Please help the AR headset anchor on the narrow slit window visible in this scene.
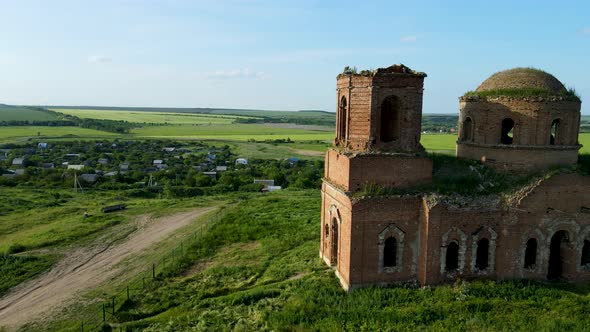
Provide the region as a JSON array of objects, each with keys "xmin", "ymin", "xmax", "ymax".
[
  {"xmin": 338, "ymin": 96, "xmax": 348, "ymax": 141},
  {"xmin": 383, "ymin": 237, "xmax": 397, "ymax": 267},
  {"xmin": 475, "ymin": 238, "xmax": 489, "ymax": 270},
  {"xmin": 550, "ymin": 119, "xmax": 560, "ymax": 145},
  {"xmin": 462, "ymin": 117, "xmax": 473, "ymax": 142},
  {"xmin": 445, "ymin": 241, "xmax": 459, "ymax": 271},
  {"xmin": 581, "ymin": 240, "xmax": 590, "ymax": 267},
  {"xmin": 524, "ymin": 238, "xmax": 537, "ymax": 269}
]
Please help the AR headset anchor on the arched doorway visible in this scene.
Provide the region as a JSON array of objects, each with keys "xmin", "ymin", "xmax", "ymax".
[
  {"xmin": 547, "ymin": 230, "xmax": 569, "ymax": 280},
  {"xmin": 331, "ymin": 218, "xmax": 339, "ymax": 266},
  {"xmin": 380, "ymin": 95, "xmax": 400, "ymax": 143}
]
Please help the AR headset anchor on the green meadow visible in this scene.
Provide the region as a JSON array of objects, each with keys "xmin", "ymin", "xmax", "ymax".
[{"xmin": 32, "ymin": 189, "xmax": 590, "ymax": 332}]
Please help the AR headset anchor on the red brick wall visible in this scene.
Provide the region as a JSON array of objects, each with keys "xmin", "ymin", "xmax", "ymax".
[
  {"xmin": 456, "ymin": 142, "xmax": 579, "ymax": 171},
  {"xmin": 335, "ymin": 73, "xmax": 425, "ymax": 152},
  {"xmin": 324, "ymin": 149, "xmax": 433, "ymax": 192}
]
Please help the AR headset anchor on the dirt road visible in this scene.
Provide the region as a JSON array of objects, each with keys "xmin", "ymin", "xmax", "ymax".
[{"xmin": 0, "ymin": 207, "xmax": 216, "ymax": 331}]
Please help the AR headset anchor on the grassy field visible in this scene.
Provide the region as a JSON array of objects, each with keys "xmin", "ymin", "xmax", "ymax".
[
  {"xmin": 0, "ymin": 105, "xmax": 57, "ymax": 121},
  {"xmin": 0, "ymin": 126, "xmax": 117, "ymax": 143},
  {"xmin": 131, "ymin": 124, "xmax": 334, "ymax": 141},
  {"xmin": 30, "ymin": 189, "xmax": 590, "ymax": 331},
  {"xmin": 50, "ymin": 109, "xmax": 253, "ymax": 125}
]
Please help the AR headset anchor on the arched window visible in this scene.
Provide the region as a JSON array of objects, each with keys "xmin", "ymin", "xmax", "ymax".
[
  {"xmin": 462, "ymin": 117, "xmax": 473, "ymax": 142},
  {"xmin": 550, "ymin": 119, "xmax": 560, "ymax": 145},
  {"xmin": 501, "ymin": 118, "xmax": 514, "ymax": 144},
  {"xmin": 383, "ymin": 237, "xmax": 397, "ymax": 267},
  {"xmin": 581, "ymin": 240, "xmax": 590, "ymax": 267},
  {"xmin": 524, "ymin": 238, "xmax": 537, "ymax": 269},
  {"xmin": 338, "ymin": 96, "xmax": 348, "ymax": 141},
  {"xmin": 445, "ymin": 241, "xmax": 459, "ymax": 271},
  {"xmin": 331, "ymin": 218, "xmax": 339, "ymax": 265},
  {"xmin": 475, "ymin": 238, "xmax": 489, "ymax": 270},
  {"xmin": 324, "ymin": 223, "xmax": 329, "ymax": 238},
  {"xmin": 380, "ymin": 96, "xmax": 400, "ymax": 143}
]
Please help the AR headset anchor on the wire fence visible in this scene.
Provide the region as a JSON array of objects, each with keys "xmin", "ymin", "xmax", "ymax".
[{"xmin": 78, "ymin": 207, "xmax": 227, "ymax": 332}]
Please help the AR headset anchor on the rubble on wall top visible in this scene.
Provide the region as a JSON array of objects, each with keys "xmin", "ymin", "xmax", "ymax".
[{"xmin": 338, "ymin": 63, "xmax": 426, "ymax": 78}]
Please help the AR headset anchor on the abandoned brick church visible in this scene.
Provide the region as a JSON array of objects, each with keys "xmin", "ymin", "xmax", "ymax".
[{"xmin": 320, "ymin": 65, "xmax": 590, "ymax": 290}]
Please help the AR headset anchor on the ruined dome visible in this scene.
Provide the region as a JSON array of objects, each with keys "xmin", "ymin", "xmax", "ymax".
[{"xmin": 476, "ymin": 68, "xmax": 566, "ymax": 93}]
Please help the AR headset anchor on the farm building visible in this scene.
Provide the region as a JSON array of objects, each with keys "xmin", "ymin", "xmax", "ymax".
[
  {"xmin": 320, "ymin": 65, "xmax": 589, "ymax": 290},
  {"xmin": 235, "ymin": 158, "xmax": 248, "ymax": 165}
]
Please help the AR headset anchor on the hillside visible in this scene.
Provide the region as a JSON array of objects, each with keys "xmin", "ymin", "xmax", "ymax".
[{"xmin": 0, "ymin": 105, "xmax": 58, "ymax": 122}]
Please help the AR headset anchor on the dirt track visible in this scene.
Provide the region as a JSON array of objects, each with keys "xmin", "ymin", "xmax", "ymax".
[{"xmin": 0, "ymin": 207, "xmax": 215, "ymax": 331}]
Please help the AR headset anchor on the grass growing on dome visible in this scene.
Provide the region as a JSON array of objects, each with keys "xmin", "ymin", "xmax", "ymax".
[{"xmin": 463, "ymin": 87, "xmax": 581, "ymax": 102}]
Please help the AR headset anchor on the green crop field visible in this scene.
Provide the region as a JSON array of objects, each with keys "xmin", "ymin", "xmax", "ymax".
[
  {"xmin": 0, "ymin": 126, "xmax": 117, "ymax": 143},
  {"xmin": 0, "ymin": 105, "xmax": 57, "ymax": 122},
  {"xmin": 50, "ymin": 108, "xmax": 253, "ymax": 125}
]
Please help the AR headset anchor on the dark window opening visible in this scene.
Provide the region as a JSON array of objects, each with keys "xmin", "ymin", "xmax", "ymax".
[
  {"xmin": 581, "ymin": 240, "xmax": 590, "ymax": 267},
  {"xmin": 501, "ymin": 118, "xmax": 514, "ymax": 144},
  {"xmin": 324, "ymin": 223, "xmax": 329, "ymax": 238},
  {"xmin": 445, "ymin": 241, "xmax": 459, "ymax": 271},
  {"xmin": 550, "ymin": 119, "xmax": 560, "ymax": 145},
  {"xmin": 331, "ymin": 218, "xmax": 339, "ymax": 265},
  {"xmin": 462, "ymin": 117, "xmax": 473, "ymax": 142},
  {"xmin": 380, "ymin": 96, "xmax": 400, "ymax": 143},
  {"xmin": 524, "ymin": 238, "xmax": 537, "ymax": 269},
  {"xmin": 475, "ymin": 238, "xmax": 489, "ymax": 270},
  {"xmin": 547, "ymin": 230, "xmax": 568, "ymax": 280},
  {"xmin": 383, "ymin": 237, "xmax": 397, "ymax": 267},
  {"xmin": 338, "ymin": 96, "xmax": 348, "ymax": 141}
]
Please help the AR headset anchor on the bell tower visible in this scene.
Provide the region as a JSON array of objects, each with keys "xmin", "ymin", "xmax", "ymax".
[{"xmin": 320, "ymin": 64, "xmax": 433, "ymax": 290}]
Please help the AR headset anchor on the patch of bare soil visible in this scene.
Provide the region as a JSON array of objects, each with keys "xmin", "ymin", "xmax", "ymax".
[{"xmin": 0, "ymin": 207, "xmax": 215, "ymax": 331}]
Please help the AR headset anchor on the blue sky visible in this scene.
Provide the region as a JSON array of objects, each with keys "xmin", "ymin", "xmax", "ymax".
[{"xmin": 0, "ymin": 0, "xmax": 589, "ymax": 114}]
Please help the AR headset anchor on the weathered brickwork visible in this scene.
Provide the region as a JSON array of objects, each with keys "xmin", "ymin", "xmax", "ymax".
[
  {"xmin": 321, "ymin": 65, "xmax": 590, "ymax": 290},
  {"xmin": 456, "ymin": 69, "xmax": 582, "ymax": 170}
]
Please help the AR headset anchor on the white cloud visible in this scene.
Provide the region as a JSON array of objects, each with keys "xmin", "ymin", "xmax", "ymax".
[
  {"xmin": 205, "ymin": 68, "xmax": 264, "ymax": 79},
  {"xmin": 88, "ymin": 55, "xmax": 113, "ymax": 63},
  {"xmin": 582, "ymin": 28, "xmax": 590, "ymax": 35},
  {"xmin": 400, "ymin": 35, "xmax": 417, "ymax": 43}
]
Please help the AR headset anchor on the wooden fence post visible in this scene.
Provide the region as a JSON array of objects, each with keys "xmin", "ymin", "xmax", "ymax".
[{"xmin": 102, "ymin": 303, "xmax": 106, "ymax": 322}]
